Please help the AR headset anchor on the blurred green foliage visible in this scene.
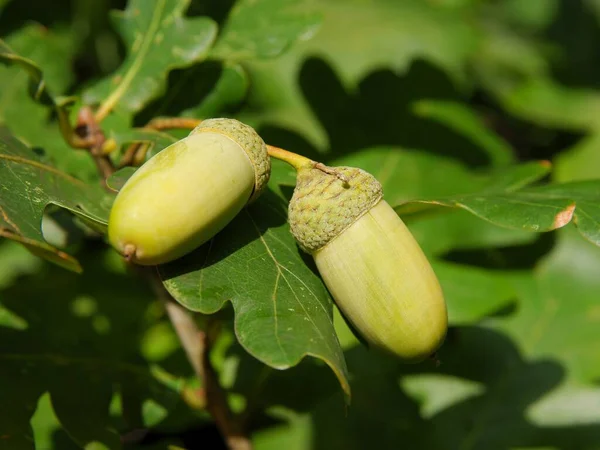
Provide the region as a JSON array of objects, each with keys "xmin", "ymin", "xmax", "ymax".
[{"xmin": 1, "ymin": 0, "xmax": 600, "ymax": 449}]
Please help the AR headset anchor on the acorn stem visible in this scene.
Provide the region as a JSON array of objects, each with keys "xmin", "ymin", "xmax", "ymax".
[
  {"xmin": 119, "ymin": 118, "xmax": 204, "ymax": 168},
  {"xmin": 147, "ymin": 117, "xmax": 203, "ymax": 130},
  {"xmin": 267, "ymin": 145, "xmax": 314, "ymax": 170}
]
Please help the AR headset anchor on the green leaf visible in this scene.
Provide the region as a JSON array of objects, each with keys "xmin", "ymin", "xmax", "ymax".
[
  {"xmin": 481, "ymin": 161, "xmax": 553, "ymax": 191},
  {"xmin": 30, "ymin": 393, "xmax": 75, "ymax": 450},
  {"xmin": 253, "ymin": 409, "xmax": 312, "ymax": 450},
  {"xmin": 485, "ymin": 103, "xmax": 600, "ymax": 386},
  {"xmin": 433, "ymin": 261, "xmax": 516, "ymax": 324},
  {"xmin": 332, "ymin": 147, "xmax": 484, "ymax": 207},
  {"xmin": 403, "ymin": 327, "xmax": 600, "ymax": 449},
  {"xmin": 0, "ymin": 240, "xmax": 41, "ymax": 290},
  {"xmin": 0, "ymin": 29, "xmax": 71, "ymax": 114},
  {"xmin": 158, "ymin": 191, "xmax": 350, "ymax": 400},
  {"xmin": 472, "ymin": 17, "xmax": 549, "ymax": 94},
  {"xmin": 268, "ymin": 159, "xmax": 297, "ymax": 199},
  {"xmin": 226, "ymin": 334, "xmax": 344, "ymax": 416},
  {"xmin": 135, "ymin": 61, "xmax": 249, "ymax": 123},
  {"xmin": 238, "ymin": 0, "xmax": 479, "ymax": 151},
  {"xmin": 106, "ymin": 167, "xmax": 137, "ymax": 192},
  {"xmin": 527, "ymin": 382, "xmax": 600, "ymax": 426},
  {"xmin": 0, "ymin": 250, "xmax": 191, "ymax": 449},
  {"xmin": 0, "ymin": 25, "xmax": 97, "ymax": 182},
  {"xmin": 308, "ymin": 0, "xmax": 476, "ymax": 84},
  {"xmin": 0, "ymin": 128, "xmax": 112, "ymax": 272},
  {"xmin": 253, "ymin": 327, "xmax": 600, "ymax": 450},
  {"xmin": 402, "ymin": 189, "xmax": 570, "ymax": 232},
  {"xmin": 83, "ymin": 0, "xmax": 217, "ymax": 117},
  {"xmin": 406, "ymin": 210, "xmax": 537, "ymax": 257},
  {"xmin": 555, "ymin": 132, "xmax": 600, "ymax": 183},
  {"xmin": 212, "ymin": 0, "xmax": 321, "ymax": 60},
  {"xmin": 496, "ymin": 229, "xmax": 600, "ymax": 383},
  {"xmin": 335, "ymin": 149, "xmax": 549, "ymax": 206},
  {"xmin": 501, "ymin": 77, "xmax": 600, "ymax": 131},
  {"xmin": 497, "ymin": 0, "xmax": 559, "ymax": 31},
  {"xmin": 396, "ymin": 179, "xmax": 600, "ymax": 246},
  {"xmin": 530, "ymin": 181, "xmax": 600, "ymax": 245}
]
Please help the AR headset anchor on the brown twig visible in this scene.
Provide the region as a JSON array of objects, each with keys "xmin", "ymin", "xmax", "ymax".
[
  {"xmin": 147, "ymin": 271, "xmax": 253, "ymax": 450},
  {"xmin": 74, "ymin": 106, "xmax": 115, "ymax": 179},
  {"xmin": 119, "ymin": 117, "xmax": 203, "ymax": 168},
  {"xmin": 119, "ymin": 141, "xmax": 146, "ymax": 168}
]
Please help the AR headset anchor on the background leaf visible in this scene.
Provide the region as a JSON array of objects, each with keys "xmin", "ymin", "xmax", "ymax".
[
  {"xmin": 106, "ymin": 167, "xmax": 137, "ymax": 193},
  {"xmin": 0, "ymin": 128, "xmax": 111, "ymax": 271},
  {"xmin": 495, "ymin": 229, "xmax": 600, "ymax": 383},
  {"xmin": 236, "ymin": 0, "xmax": 479, "ymax": 150},
  {"xmin": 83, "ymin": 0, "xmax": 217, "ymax": 117},
  {"xmin": 0, "ymin": 29, "xmax": 70, "ymax": 114},
  {"xmin": 0, "ymin": 24, "xmax": 98, "ymax": 182},
  {"xmin": 395, "ymin": 179, "xmax": 600, "ymax": 245},
  {"xmin": 501, "ymin": 78, "xmax": 600, "ymax": 131},
  {"xmin": 211, "ymin": 0, "xmax": 321, "ymax": 60},
  {"xmin": 0, "ymin": 248, "xmax": 196, "ymax": 449},
  {"xmin": 134, "ymin": 61, "xmax": 250, "ymax": 125},
  {"xmin": 3, "ymin": 0, "xmax": 600, "ymax": 447}
]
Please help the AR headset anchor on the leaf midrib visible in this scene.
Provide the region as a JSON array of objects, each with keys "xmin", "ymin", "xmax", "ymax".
[
  {"xmin": 246, "ymin": 210, "xmax": 336, "ymax": 363},
  {"xmin": 0, "ymin": 153, "xmax": 84, "ymax": 185},
  {"xmin": 95, "ymin": 0, "xmax": 167, "ymax": 117}
]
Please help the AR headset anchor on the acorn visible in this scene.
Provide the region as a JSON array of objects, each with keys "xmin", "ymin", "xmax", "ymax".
[
  {"xmin": 288, "ymin": 162, "xmax": 447, "ymax": 362},
  {"xmin": 108, "ymin": 118, "xmax": 270, "ymax": 265}
]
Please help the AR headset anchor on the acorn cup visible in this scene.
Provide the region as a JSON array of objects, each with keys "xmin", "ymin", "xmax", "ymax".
[
  {"xmin": 108, "ymin": 118, "xmax": 270, "ymax": 265},
  {"xmin": 288, "ymin": 163, "xmax": 447, "ymax": 362}
]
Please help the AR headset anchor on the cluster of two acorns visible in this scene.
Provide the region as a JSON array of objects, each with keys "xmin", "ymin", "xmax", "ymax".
[{"xmin": 109, "ymin": 119, "xmax": 447, "ymax": 362}]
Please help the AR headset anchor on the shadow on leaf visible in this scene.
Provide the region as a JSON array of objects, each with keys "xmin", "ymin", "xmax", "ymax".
[
  {"xmin": 0, "ymin": 244, "xmax": 198, "ymax": 448},
  {"xmin": 230, "ymin": 325, "xmax": 600, "ymax": 450},
  {"xmin": 258, "ymin": 57, "xmax": 496, "ymax": 168}
]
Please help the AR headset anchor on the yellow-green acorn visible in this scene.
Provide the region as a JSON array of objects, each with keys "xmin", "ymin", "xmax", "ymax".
[
  {"xmin": 108, "ymin": 118, "xmax": 270, "ymax": 265},
  {"xmin": 288, "ymin": 164, "xmax": 447, "ymax": 362}
]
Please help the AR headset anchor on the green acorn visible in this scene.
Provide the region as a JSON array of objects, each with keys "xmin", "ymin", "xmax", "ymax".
[
  {"xmin": 108, "ymin": 118, "xmax": 270, "ymax": 265},
  {"xmin": 288, "ymin": 163, "xmax": 447, "ymax": 362}
]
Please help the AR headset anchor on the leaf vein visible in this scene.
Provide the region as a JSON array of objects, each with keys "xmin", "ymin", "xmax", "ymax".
[
  {"xmin": 95, "ymin": 0, "xmax": 167, "ymax": 119},
  {"xmin": 0, "ymin": 153, "xmax": 84, "ymax": 185},
  {"xmin": 271, "ymin": 269, "xmax": 288, "ymax": 359},
  {"xmin": 246, "ymin": 210, "xmax": 333, "ymax": 360}
]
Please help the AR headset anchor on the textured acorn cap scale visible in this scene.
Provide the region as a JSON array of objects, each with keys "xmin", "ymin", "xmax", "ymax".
[
  {"xmin": 108, "ymin": 119, "xmax": 269, "ymax": 265},
  {"xmin": 288, "ymin": 163, "xmax": 447, "ymax": 362}
]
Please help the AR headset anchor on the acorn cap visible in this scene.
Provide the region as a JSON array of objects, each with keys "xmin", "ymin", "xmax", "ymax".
[
  {"xmin": 288, "ymin": 164, "xmax": 383, "ymax": 253},
  {"xmin": 191, "ymin": 118, "xmax": 270, "ymax": 202}
]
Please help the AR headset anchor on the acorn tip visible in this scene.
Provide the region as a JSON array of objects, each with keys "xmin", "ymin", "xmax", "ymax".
[{"xmin": 123, "ymin": 244, "xmax": 137, "ymax": 263}]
